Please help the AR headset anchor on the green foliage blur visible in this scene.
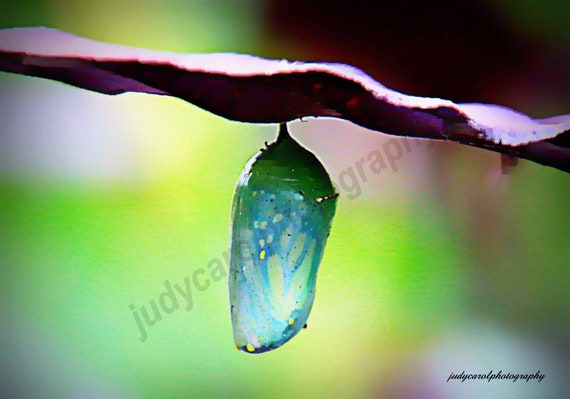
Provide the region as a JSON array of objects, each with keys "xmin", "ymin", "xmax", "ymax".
[{"xmin": 1, "ymin": 1, "xmax": 568, "ymax": 398}]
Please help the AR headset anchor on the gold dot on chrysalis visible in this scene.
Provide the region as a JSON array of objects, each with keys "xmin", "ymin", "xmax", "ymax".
[
  {"xmin": 246, "ymin": 344, "xmax": 255, "ymax": 352},
  {"xmin": 288, "ymin": 318, "xmax": 294, "ymax": 326},
  {"xmin": 259, "ymin": 250, "xmax": 266, "ymax": 260}
]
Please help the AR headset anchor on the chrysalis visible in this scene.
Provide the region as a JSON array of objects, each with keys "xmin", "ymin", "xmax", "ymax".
[{"xmin": 229, "ymin": 123, "xmax": 338, "ymax": 354}]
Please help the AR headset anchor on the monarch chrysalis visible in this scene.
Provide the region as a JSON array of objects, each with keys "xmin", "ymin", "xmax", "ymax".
[{"xmin": 229, "ymin": 123, "xmax": 338, "ymax": 354}]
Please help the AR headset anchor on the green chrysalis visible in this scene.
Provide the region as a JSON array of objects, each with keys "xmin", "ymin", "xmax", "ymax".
[{"xmin": 229, "ymin": 123, "xmax": 338, "ymax": 353}]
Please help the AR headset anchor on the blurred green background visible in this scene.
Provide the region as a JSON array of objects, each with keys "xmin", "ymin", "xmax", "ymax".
[{"xmin": 1, "ymin": 1, "xmax": 569, "ymax": 398}]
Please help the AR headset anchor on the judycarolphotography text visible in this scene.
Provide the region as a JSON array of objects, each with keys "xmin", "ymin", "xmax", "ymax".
[{"xmin": 447, "ymin": 370, "xmax": 545, "ymax": 383}]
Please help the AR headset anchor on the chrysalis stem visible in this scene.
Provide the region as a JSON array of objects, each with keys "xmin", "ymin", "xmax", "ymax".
[{"xmin": 276, "ymin": 122, "xmax": 291, "ymax": 144}]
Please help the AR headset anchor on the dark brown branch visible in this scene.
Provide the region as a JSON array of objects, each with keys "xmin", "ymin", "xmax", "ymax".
[{"xmin": 1, "ymin": 27, "xmax": 569, "ymax": 172}]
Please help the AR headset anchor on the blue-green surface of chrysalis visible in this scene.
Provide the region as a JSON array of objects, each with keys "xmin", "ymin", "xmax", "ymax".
[{"xmin": 229, "ymin": 123, "xmax": 338, "ymax": 354}]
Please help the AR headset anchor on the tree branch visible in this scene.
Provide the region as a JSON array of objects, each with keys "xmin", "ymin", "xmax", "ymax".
[{"xmin": 1, "ymin": 27, "xmax": 569, "ymax": 172}]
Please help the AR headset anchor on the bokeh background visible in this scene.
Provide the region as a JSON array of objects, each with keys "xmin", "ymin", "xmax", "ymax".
[{"xmin": 1, "ymin": 1, "xmax": 569, "ymax": 398}]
